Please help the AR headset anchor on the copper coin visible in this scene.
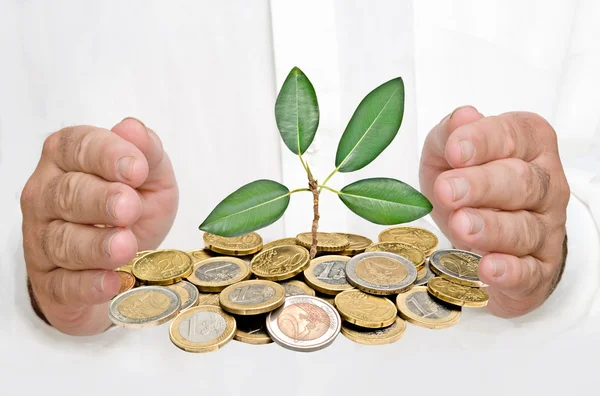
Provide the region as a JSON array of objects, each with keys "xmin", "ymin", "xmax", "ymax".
[{"xmin": 116, "ymin": 271, "xmax": 136, "ymax": 294}]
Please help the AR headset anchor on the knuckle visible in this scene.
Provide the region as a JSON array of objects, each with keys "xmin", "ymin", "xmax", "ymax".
[
  {"xmin": 42, "ymin": 272, "xmax": 66, "ymax": 305},
  {"xmin": 530, "ymin": 163, "xmax": 551, "ymax": 201},
  {"xmin": 520, "ymin": 257, "xmax": 544, "ymax": 298},
  {"xmin": 495, "ymin": 115, "xmax": 518, "ymax": 157},
  {"xmin": 56, "ymin": 173, "xmax": 83, "ymax": 216},
  {"xmin": 20, "ymin": 179, "xmax": 37, "ymax": 213},
  {"xmin": 42, "ymin": 131, "xmax": 61, "ymax": 157}
]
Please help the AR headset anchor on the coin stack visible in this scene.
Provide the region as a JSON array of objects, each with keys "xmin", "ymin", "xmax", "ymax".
[{"xmin": 109, "ymin": 226, "xmax": 489, "ymax": 353}]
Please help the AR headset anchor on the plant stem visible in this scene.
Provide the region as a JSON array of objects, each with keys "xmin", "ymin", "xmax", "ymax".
[
  {"xmin": 318, "ymin": 167, "xmax": 339, "ymax": 193},
  {"xmin": 289, "ymin": 188, "xmax": 311, "ymax": 194},
  {"xmin": 317, "ymin": 185, "xmax": 340, "ymax": 195},
  {"xmin": 308, "ymin": 177, "xmax": 320, "ymax": 259}
]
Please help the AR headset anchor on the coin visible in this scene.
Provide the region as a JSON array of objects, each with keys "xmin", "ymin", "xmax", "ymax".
[
  {"xmin": 395, "ymin": 286, "xmax": 461, "ymax": 329},
  {"xmin": 296, "ymin": 232, "xmax": 349, "ymax": 252},
  {"xmin": 234, "ymin": 314, "xmax": 272, "ymax": 344},
  {"xmin": 315, "ymin": 292, "xmax": 336, "ymax": 306},
  {"xmin": 281, "ymin": 280, "xmax": 316, "ymax": 297},
  {"xmin": 345, "ymin": 252, "xmax": 417, "ymax": 295},
  {"xmin": 427, "ymin": 277, "xmax": 489, "ymax": 307},
  {"xmin": 266, "ymin": 295, "xmax": 341, "ymax": 352},
  {"xmin": 250, "ymin": 245, "xmax": 310, "ymax": 281},
  {"xmin": 187, "ymin": 257, "xmax": 251, "ymax": 292},
  {"xmin": 378, "ymin": 226, "xmax": 439, "ymax": 256},
  {"xmin": 334, "ymin": 289, "xmax": 397, "ymax": 328},
  {"xmin": 417, "ymin": 266, "xmax": 428, "ymax": 279},
  {"xmin": 365, "ymin": 242, "xmax": 425, "ymax": 269},
  {"xmin": 169, "ymin": 305, "xmax": 236, "ymax": 353},
  {"xmin": 415, "ymin": 265, "xmax": 435, "ymax": 286},
  {"xmin": 196, "ymin": 292, "xmax": 221, "ymax": 307},
  {"xmin": 338, "ymin": 234, "xmax": 373, "ymax": 256},
  {"xmin": 186, "ymin": 248, "xmax": 215, "ymax": 264},
  {"xmin": 165, "ymin": 280, "xmax": 199, "ymax": 311},
  {"xmin": 203, "ymin": 232, "xmax": 263, "ymax": 256},
  {"xmin": 341, "ymin": 317, "xmax": 407, "ymax": 345},
  {"xmin": 262, "ymin": 238, "xmax": 298, "ymax": 251},
  {"xmin": 429, "ymin": 249, "xmax": 484, "ymax": 287},
  {"xmin": 219, "ymin": 280, "xmax": 285, "ymax": 315},
  {"xmin": 132, "ymin": 250, "xmax": 193, "ymax": 285},
  {"xmin": 109, "ymin": 286, "xmax": 181, "ymax": 328},
  {"xmin": 303, "ymin": 255, "xmax": 353, "ymax": 295},
  {"xmin": 116, "ymin": 271, "xmax": 136, "ymax": 294},
  {"xmin": 116, "ymin": 250, "xmax": 152, "ymax": 273}
]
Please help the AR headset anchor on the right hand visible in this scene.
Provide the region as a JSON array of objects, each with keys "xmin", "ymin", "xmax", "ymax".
[{"xmin": 21, "ymin": 118, "xmax": 179, "ymax": 335}]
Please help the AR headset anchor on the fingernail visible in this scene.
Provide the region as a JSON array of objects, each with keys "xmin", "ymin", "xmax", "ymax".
[
  {"xmin": 117, "ymin": 157, "xmax": 135, "ymax": 181},
  {"xmin": 492, "ymin": 259, "xmax": 507, "ymax": 277},
  {"xmin": 93, "ymin": 272, "xmax": 106, "ymax": 293},
  {"xmin": 103, "ymin": 230, "xmax": 118, "ymax": 257},
  {"xmin": 106, "ymin": 193, "xmax": 121, "ymax": 219},
  {"xmin": 447, "ymin": 177, "xmax": 470, "ymax": 201},
  {"xmin": 458, "ymin": 140, "xmax": 475, "ymax": 163},
  {"xmin": 466, "ymin": 211, "xmax": 484, "ymax": 234},
  {"xmin": 122, "ymin": 117, "xmax": 147, "ymax": 131}
]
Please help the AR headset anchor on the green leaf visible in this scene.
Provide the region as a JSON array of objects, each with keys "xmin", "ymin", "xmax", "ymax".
[
  {"xmin": 338, "ymin": 177, "xmax": 432, "ymax": 225},
  {"xmin": 275, "ymin": 67, "xmax": 319, "ymax": 155},
  {"xmin": 335, "ymin": 77, "xmax": 404, "ymax": 172},
  {"xmin": 199, "ymin": 180, "xmax": 290, "ymax": 237}
]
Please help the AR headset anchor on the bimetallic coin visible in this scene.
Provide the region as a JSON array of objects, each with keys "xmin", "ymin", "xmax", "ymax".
[
  {"xmin": 296, "ymin": 232, "xmax": 349, "ymax": 253},
  {"xmin": 415, "ymin": 265, "xmax": 435, "ymax": 287},
  {"xmin": 116, "ymin": 271, "xmax": 136, "ymax": 294},
  {"xmin": 262, "ymin": 238, "xmax": 298, "ymax": 251},
  {"xmin": 427, "ymin": 278, "xmax": 489, "ymax": 307},
  {"xmin": 169, "ymin": 306, "xmax": 236, "ymax": 353},
  {"xmin": 196, "ymin": 293, "xmax": 221, "ymax": 307},
  {"xmin": 341, "ymin": 317, "xmax": 407, "ymax": 345},
  {"xmin": 335, "ymin": 289, "xmax": 397, "ymax": 329},
  {"xmin": 186, "ymin": 249, "xmax": 215, "ymax": 265},
  {"xmin": 166, "ymin": 281, "xmax": 199, "ymax": 311},
  {"xmin": 234, "ymin": 314, "xmax": 272, "ymax": 344},
  {"xmin": 345, "ymin": 252, "xmax": 417, "ymax": 295},
  {"xmin": 281, "ymin": 280, "xmax": 316, "ymax": 297},
  {"xmin": 396, "ymin": 286, "xmax": 461, "ymax": 329},
  {"xmin": 338, "ymin": 234, "xmax": 373, "ymax": 256},
  {"xmin": 303, "ymin": 255, "xmax": 353, "ymax": 295},
  {"xmin": 219, "ymin": 280, "xmax": 285, "ymax": 315},
  {"xmin": 133, "ymin": 250, "xmax": 193, "ymax": 285},
  {"xmin": 187, "ymin": 257, "xmax": 251, "ymax": 292},
  {"xmin": 203, "ymin": 232, "xmax": 263, "ymax": 256},
  {"xmin": 250, "ymin": 245, "xmax": 310, "ymax": 281},
  {"xmin": 429, "ymin": 249, "xmax": 484, "ymax": 287},
  {"xmin": 378, "ymin": 226, "xmax": 439, "ymax": 256},
  {"xmin": 365, "ymin": 242, "xmax": 425, "ymax": 269},
  {"xmin": 266, "ymin": 295, "xmax": 341, "ymax": 352},
  {"xmin": 109, "ymin": 286, "xmax": 181, "ymax": 328}
]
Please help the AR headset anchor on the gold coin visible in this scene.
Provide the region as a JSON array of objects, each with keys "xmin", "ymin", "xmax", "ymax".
[
  {"xmin": 303, "ymin": 255, "xmax": 353, "ymax": 295},
  {"xmin": 234, "ymin": 314, "xmax": 273, "ymax": 345},
  {"xmin": 315, "ymin": 292, "xmax": 336, "ymax": 306},
  {"xmin": 169, "ymin": 305, "xmax": 236, "ymax": 353},
  {"xmin": 109, "ymin": 286, "xmax": 181, "ymax": 328},
  {"xmin": 417, "ymin": 266, "xmax": 428, "ymax": 280},
  {"xmin": 429, "ymin": 249, "xmax": 483, "ymax": 287},
  {"xmin": 378, "ymin": 226, "xmax": 439, "ymax": 256},
  {"xmin": 396, "ymin": 286, "xmax": 461, "ymax": 329},
  {"xmin": 165, "ymin": 280, "xmax": 200, "ymax": 311},
  {"xmin": 186, "ymin": 249, "xmax": 215, "ymax": 264},
  {"xmin": 203, "ymin": 232, "xmax": 263, "ymax": 256},
  {"xmin": 334, "ymin": 289, "xmax": 397, "ymax": 329},
  {"xmin": 132, "ymin": 250, "xmax": 193, "ymax": 285},
  {"xmin": 280, "ymin": 280, "xmax": 316, "ymax": 297},
  {"xmin": 338, "ymin": 234, "xmax": 373, "ymax": 256},
  {"xmin": 341, "ymin": 317, "xmax": 407, "ymax": 345},
  {"xmin": 116, "ymin": 271, "xmax": 136, "ymax": 294},
  {"xmin": 296, "ymin": 232, "xmax": 350, "ymax": 252},
  {"xmin": 365, "ymin": 242, "xmax": 425, "ymax": 269},
  {"xmin": 250, "ymin": 245, "xmax": 310, "ymax": 281},
  {"xmin": 262, "ymin": 238, "xmax": 298, "ymax": 251},
  {"xmin": 219, "ymin": 280, "xmax": 285, "ymax": 315},
  {"xmin": 196, "ymin": 292, "xmax": 221, "ymax": 307},
  {"xmin": 427, "ymin": 277, "xmax": 488, "ymax": 307},
  {"xmin": 116, "ymin": 250, "xmax": 153, "ymax": 273},
  {"xmin": 187, "ymin": 257, "xmax": 251, "ymax": 292}
]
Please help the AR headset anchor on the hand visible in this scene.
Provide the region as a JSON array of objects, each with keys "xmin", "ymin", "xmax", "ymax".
[
  {"xmin": 419, "ymin": 106, "xmax": 570, "ymax": 317},
  {"xmin": 21, "ymin": 118, "xmax": 178, "ymax": 335}
]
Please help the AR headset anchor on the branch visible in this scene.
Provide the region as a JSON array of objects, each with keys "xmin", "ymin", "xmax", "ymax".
[{"xmin": 308, "ymin": 177, "xmax": 320, "ymax": 259}]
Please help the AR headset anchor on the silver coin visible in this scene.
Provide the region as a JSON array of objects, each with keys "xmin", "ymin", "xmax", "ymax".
[
  {"xmin": 178, "ymin": 311, "xmax": 227, "ymax": 343},
  {"xmin": 266, "ymin": 295, "xmax": 341, "ymax": 352},
  {"xmin": 166, "ymin": 280, "xmax": 199, "ymax": 311},
  {"xmin": 109, "ymin": 286, "xmax": 181, "ymax": 328},
  {"xmin": 228, "ymin": 284, "xmax": 276, "ymax": 305},
  {"xmin": 345, "ymin": 251, "xmax": 417, "ymax": 295},
  {"xmin": 312, "ymin": 259, "xmax": 350, "ymax": 286},
  {"xmin": 414, "ymin": 261, "xmax": 435, "ymax": 286},
  {"xmin": 429, "ymin": 249, "xmax": 485, "ymax": 287}
]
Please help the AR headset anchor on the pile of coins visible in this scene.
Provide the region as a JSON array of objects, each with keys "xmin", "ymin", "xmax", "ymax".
[{"xmin": 109, "ymin": 226, "xmax": 489, "ymax": 353}]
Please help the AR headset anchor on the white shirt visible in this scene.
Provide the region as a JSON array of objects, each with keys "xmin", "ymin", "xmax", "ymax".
[{"xmin": 1, "ymin": 1, "xmax": 599, "ymax": 394}]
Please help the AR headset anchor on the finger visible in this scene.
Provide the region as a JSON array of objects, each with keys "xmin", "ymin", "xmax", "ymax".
[
  {"xmin": 445, "ymin": 111, "xmax": 558, "ymax": 168},
  {"xmin": 433, "ymin": 158, "xmax": 551, "ymax": 212},
  {"xmin": 111, "ymin": 118, "xmax": 177, "ymax": 190},
  {"xmin": 43, "ymin": 125, "xmax": 149, "ymax": 187},
  {"xmin": 478, "ymin": 254, "xmax": 545, "ymax": 301},
  {"xmin": 41, "ymin": 268, "xmax": 121, "ymax": 307},
  {"xmin": 44, "ymin": 172, "xmax": 143, "ymax": 225},
  {"xmin": 448, "ymin": 208, "xmax": 547, "ymax": 257},
  {"xmin": 41, "ymin": 220, "xmax": 137, "ymax": 271}
]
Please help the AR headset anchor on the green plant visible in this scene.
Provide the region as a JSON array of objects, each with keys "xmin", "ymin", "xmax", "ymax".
[{"xmin": 199, "ymin": 67, "xmax": 432, "ymax": 258}]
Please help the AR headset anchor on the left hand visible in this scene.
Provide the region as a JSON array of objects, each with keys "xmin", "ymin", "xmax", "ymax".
[{"xmin": 419, "ymin": 106, "xmax": 570, "ymax": 318}]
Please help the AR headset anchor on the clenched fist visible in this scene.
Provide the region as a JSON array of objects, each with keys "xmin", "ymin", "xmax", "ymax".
[
  {"xmin": 419, "ymin": 106, "xmax": 570, "ymax": 318},
  {"xmin": 21, "ymin": 118, "xmax": 178, "ymax": 335}
]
